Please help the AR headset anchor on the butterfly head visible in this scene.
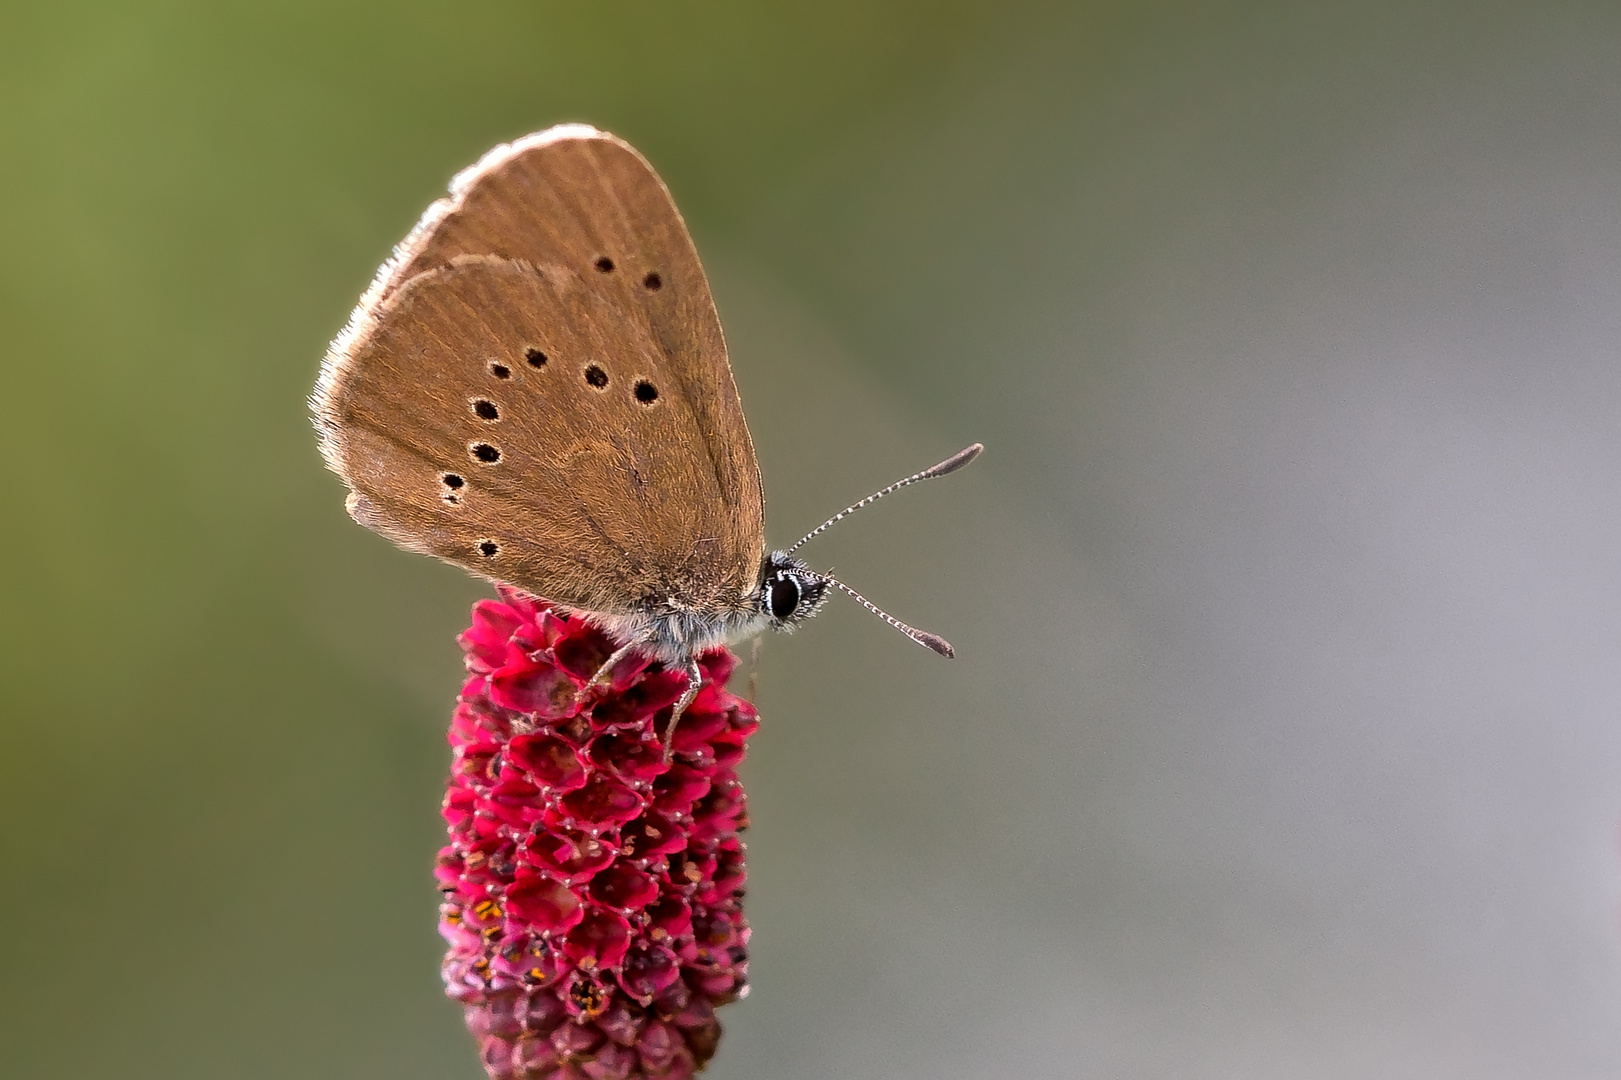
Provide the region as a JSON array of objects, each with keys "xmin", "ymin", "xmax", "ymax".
[
  {"xmin": 744, "ymin": 444, "xmax": 983, "ymax": 656},
  {"xmin": 757, "ymin": 551, "xmax": 830, "ymax": 631}
]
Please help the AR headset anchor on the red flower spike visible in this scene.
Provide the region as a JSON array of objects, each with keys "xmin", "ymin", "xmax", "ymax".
[
  {"xmin": 667, "ymin": 710, "xmax": 729, "ymax": 758},
  {"xmin": 589, "ymin": 734, "xmax": 668, "ymax": 783},
  {"xmin": 444, "ymin": 788, "xmax": 479, "ymax": 830},
  {"xmin": 582, "ymin": 1040, "xmax": 638, "ymax": 1080},
  {"xmin": 480, "ymin": 1037, "xmax": 519, "ymax": 1078},
  {"xmin": 506, "ymin": 873, "xmax": 584, "ymax": 933},
  {"xmin": 564, "ymin": 909, "xmax": 633, "ymax": 970},
  {"xmin": 619, "ymin": 812, "xmax": 687, "ymax": 861},
  {"xmin": 644, "ymin": 898, "xmax": 693, "ymax": 943},
  {"xmin": 514, "ymin": 1036, "xmax": 561, "ymax": 1075},
  {"xmin": 509, "ymin": 734, "xmax": 589, "ymax": 790},
  {"xmin": 650, "ymin": 766, "xmax": 711, "ymax": 816},
  {"xmin": 588, "ymin": 671, "xmax": 688, "ymax": 731},
  {"xmin": 553, "ymin": 1012, "xmax": 608, "ymax": 1054},
  {"xmin": 635, "ymin": 1020, "xmax": 681, "ymax": 1070},
  {"xmin": 589, "ymin": 862, "xmax": 660, "ymax": 911},
  {"xmin": 490, "ymin": 777, "xmax": 545, "ymax": 828},
  {"xmin": 549, "ymin": 627, "xmax": 621, "ymax": 682},
  {"xmin": 561, "ymin": 773, "xmax": 645, "ymax": 828},
  {"xmin": 489, "ymin": 662, "xmax": 579, "ymax": 718},
  {"xmin": 440, "ymin": 593, "xmax": 754, "ymax": 1078},
  {"xmin": 461, "ymin": 601, "xmax": 525, "ymax": 671},
  {"xmin": 522, "ymin": 828, "xmax": 619, "ymax": 885},
  {"xmin": 619, "ymin": 944, "xmax": 682, "ymax": 1000}
]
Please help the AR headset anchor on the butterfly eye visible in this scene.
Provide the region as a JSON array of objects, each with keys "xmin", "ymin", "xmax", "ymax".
[{"xmin": 768, "ymin": 575, "xmax": 800, "ymax": 620}]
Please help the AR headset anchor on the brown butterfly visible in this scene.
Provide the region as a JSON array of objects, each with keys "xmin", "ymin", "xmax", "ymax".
[{"xmin": 312, "ymin": 125, "xmax": 979, "ymax": 735}]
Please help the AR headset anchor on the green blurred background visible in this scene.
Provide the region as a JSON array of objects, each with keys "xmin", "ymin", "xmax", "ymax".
[{"xmin": 6, "ymin": 2, "xmax": 1621, "ymax": 1077}]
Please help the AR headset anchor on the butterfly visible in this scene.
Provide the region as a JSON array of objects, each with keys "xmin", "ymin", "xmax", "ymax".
[{"xmin": 312, "ymin": 125, "xmax": 978, "ymax": 738}]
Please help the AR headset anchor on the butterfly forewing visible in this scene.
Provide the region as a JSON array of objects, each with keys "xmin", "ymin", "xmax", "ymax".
[{"xmin": 315, "ymin": 127, "xmax": 765, "ymax": 615}]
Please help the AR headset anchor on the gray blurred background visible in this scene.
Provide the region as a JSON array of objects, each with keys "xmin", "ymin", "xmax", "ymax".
[{"xmin": 4, "ymin": 2, "xmax": 1621, "ymax": 1077}]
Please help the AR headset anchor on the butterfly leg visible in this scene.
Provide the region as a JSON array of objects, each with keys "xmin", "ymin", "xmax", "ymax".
[
  {"xmin": 662, "ymin": 657, "xmax": 705, "ymax": 763},
  {"xmin": 576, "ymin": 634, "xmax": 650, "ymax": 705}
]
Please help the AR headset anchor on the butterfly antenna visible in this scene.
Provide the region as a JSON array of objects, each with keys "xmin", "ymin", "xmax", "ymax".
[
  {"xmin": 814, "ymin": 573, "xmax": 956, "ymax": 658},
  {"xmin": 787, "ymin": 443, "xmax": 983, "ymax": 554}
]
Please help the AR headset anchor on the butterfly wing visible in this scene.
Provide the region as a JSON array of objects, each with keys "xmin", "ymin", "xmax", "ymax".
[{"xmin": 313, "ymin": 127, "xmax": 765, "ymax": 614}]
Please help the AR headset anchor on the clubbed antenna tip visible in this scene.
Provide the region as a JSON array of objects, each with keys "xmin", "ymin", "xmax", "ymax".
[
  {"xmin": 817, "ymin": 574, "xmax": 956, "ymax": 659},
  {"xmin": 922, "ymin": 442, "xmax": 983, "ymax": 479}
]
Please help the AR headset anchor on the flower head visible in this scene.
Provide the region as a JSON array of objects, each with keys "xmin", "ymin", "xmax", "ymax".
[{"xmin": 439, "ymin": 587, "xmax": 756, "ymax": 1079}]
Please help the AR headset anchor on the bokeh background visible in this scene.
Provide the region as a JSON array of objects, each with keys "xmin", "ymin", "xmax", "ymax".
[{"xmin": 5, "ymin": 2, "xmax": 1621, "ymax": 1076}]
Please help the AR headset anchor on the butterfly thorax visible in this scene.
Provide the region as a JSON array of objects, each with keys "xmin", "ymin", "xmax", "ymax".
[
  {"xmin": 580, "ymin": 551, "xmax": 828, "ymax": 665},
  {"xmin": 585, "ymin": 605, "xmax": 767, "ymax": 666}
]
